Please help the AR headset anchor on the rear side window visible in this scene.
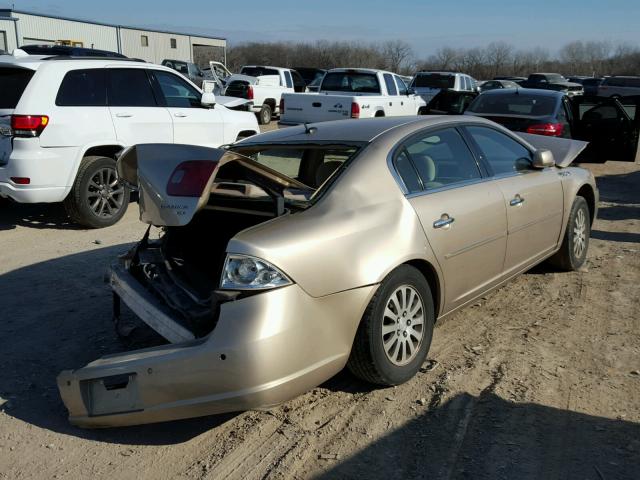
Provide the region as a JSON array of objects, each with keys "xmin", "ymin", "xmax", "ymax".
[
  {"xmin": 0, "ymin": 68, "xmax": 35, "ymax": 109},
  {"xmin": 107, "ymin": 69, "xmax": 157, "ymax": 107},
  {"xmin": 56, "ymin": 69, "xmax": 106, "ymax": 106},
  {"xmin": 383, "ymin": 74, "xmax": 398, "ymax": 96},
  {"xmin": 153, "ymin": 70, "xmax": 201, "ymax": 108}
]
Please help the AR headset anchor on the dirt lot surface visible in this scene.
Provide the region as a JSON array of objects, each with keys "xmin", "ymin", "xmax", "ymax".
[{"xmin": 0, "ymin": 151, "xmax": 638, "ymax": 479}]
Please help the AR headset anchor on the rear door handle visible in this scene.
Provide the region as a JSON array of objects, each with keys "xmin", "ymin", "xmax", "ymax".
[
  {"xmin": 433, "ymin": 214, "xmax": 455, "ymax": 229},
  {"xmin": 174, "ymin": 113, "xmax": 188, "ymax": 118},
  {"xmin": 510, "ymin": 194, "xmax": 525, "ymax": 206},
  {"xmin": 115, "ymin": 113, "xmax": 132, "ymax": 118}
]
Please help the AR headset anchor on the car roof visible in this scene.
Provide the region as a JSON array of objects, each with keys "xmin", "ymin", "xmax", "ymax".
[
  {"xmin": 479, "ymin": 88, "xmax": 564, "ymax": 98},
  {"xmin": 327, "ymin": 68, "xmax": 394, "ymax": 75},
  {"xmin": 237, "ymin": 116, "xmax": 497, "ymax": 145}
]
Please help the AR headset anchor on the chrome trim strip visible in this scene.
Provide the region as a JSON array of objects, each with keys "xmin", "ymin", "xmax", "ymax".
[{"xmin": 443, "ymin": 232, "xmax": 507, "ymax": 259}]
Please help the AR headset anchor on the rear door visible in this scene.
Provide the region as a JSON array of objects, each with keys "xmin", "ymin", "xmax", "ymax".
[
  {"xmin": 464, "ymin": 125, "xmax": 564, "ymax": 275},
  {"xmin": 394, "ymin": 127, "xmax": 507, "ymax": 311},
  {"xmin": 0, "ymin": 66, "xmax": 36, "ymax": 165},
  {"xmin": 107, "ymin": 68, "xmax": 173, "ymax": 145},
  {"xmin": 150, "ymin": 69, "xmax": 225, "ymax": 147},
  {"xmin": 570, "ymin": 96, "xmax": 640, "ymax": 162}
]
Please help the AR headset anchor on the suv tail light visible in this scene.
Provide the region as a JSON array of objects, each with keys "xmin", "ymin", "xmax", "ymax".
[
  {"xmin": 351, "ymin": 102, "xmax": 360, "ymax": 119},
  {"xmin": 526, "ymin": 122, "xmax": 564, "ymax": 137},
  {"xmin": 279, "ymin": 97, "xmax": 284, "ymax": 114},
  {"xmin": 166, "ymin": 161, "xmax": 217, "ymax": 197},
  {"xmin": 247, "ymin": 85, "xmax": 254, "ymax": 100},
  {"xmin": 11, "ymin": 115, "xmax": 49, "ymax": 137}
]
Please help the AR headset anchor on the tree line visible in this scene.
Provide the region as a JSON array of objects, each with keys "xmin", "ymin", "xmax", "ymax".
[{"xmin": 226, "ymin": 39, "xmax": 640, "ymax": 79}]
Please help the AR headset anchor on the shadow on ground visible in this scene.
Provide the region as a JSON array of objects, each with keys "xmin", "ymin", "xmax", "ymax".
[
  {"xmin": 0, "ymin": 202, "xmax": 82, "ymax": 231},
  {"xmin": 315, "ymin": 392, "xmax": 640, "ymax": 480}
]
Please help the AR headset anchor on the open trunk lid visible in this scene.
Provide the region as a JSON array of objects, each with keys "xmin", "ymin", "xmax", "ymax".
[{"xmin": 117, "ymin": 144, "xmax": 312, "ymax": 226}]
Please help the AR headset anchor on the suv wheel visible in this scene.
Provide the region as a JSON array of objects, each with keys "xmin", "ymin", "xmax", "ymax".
[
  {"xmin": 64, "ymin": 156, "xmax": 130, "ymax": 228},
  {"xmin": 258, "ymin": 104, "xmax": 272, "ymax": 125}
]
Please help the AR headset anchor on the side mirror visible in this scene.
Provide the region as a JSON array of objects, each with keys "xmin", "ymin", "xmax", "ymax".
[
  {"xmin": 532, "ymin": 149, "xmax": 555, "ymax": 168},
  {"xmin": 201, "ymin": 92, "xmax": 216, "ymax": 107},
  {"xmin": 407, "ymin": 87, "xmax": 415, "ymax": 95}
]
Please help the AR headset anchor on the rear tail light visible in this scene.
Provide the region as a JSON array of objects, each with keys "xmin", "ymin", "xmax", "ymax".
[
  {"xmin": 351, "ymin": 102, "xmax": 360, "ymax": 119},
  {"xmin": 166, "ymin": 161, "xmax": 217, "ymax": 197},
  {"xmin": 247, "ymin": 85, "xmax": 254, "ymax": 100},
  {"xmin": 11, "ymin": 115, "xmax": 49, "ymax": 137},
  {"xmin": 10, "ymin": 177, "xmax": 30, "ymax": 185},
  {"xmin": 526, "ymin": 122, "xmax": 564, "ymax": 137},
  {"xmin": 279, "ymin": 97, "xmax": 284, "ymax": 113}
]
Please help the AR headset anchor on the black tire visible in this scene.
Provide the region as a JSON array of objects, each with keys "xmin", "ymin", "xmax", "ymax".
[
  {"xmin": 258, "ymin": 104, "xmax": 272, "ymax": 125},
  {"xmin": 348, "ymin": 265, "xmax": 435, "ymax": 386},
  {"xmin": 548, "ymin": 196, "xmax": 590, "ymax": 271},
  {"xmin": 63, "ymin": 156, "xmax": 130, "ymax": 229}
]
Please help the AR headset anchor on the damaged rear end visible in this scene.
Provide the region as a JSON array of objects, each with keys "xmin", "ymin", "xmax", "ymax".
[{"xmin": 57, "ymin": 142, "xmax": 369, "ymax": 428}]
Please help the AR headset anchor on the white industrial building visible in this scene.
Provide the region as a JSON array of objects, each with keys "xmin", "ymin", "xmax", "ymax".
[{"xmin": 0, "ymin": 8, "xmax": 226, "ymax": 66}]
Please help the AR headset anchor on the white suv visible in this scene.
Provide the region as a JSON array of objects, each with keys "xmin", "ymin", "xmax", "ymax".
[{"xmin": 0, "ymin": 53, "xmax": 259, "ymax": 227}]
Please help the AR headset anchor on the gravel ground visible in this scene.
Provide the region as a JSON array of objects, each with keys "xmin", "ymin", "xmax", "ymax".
[{"xmin": 0, "ymin": 138, "xmax": 638, "ymax": 479}]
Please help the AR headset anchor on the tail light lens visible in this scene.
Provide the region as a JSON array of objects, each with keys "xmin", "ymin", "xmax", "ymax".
[
  {"xmin": 279, "ymin": 97, "xmax": 284, "ymax": 113},
  {"xmin": 526, "ymin": 123, "xmax": 564, "ymax": 137},
  {"xmin": 10, "ymin": 177, "xmax": 31, "ymax": 185},
  {"xmin": 11, "ymin": 115, "xmax": 49, "ymax": 137},
  {"xmin": 166, "ymin": 161, "xmax": 217, "ymax": 197},
  {"xmin": 351, "ymin": 102, "xmax": 360, "ymax": 119},
  {"xmin": 247, "ymin": 85, "xmax": 254, "ymax": 100}
]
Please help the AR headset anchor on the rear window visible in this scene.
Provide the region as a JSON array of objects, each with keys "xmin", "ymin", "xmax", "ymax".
[
  {"xmin": 413, "ymin": 74, "xmax": 455, "ymax": 89},
  {"xmin": 0, "ymin": 68, "xmax": 35, "ymax": 109},
  {"xmin": 468, "ymin": 93, "xmax": 557, "ymax": 116},
  {"xmin": 241, "ymin": 67, "xmax": 280, "ymax": 77},
  {"xmin": 56, "ymin": 69, "xmax": 107, "ymax": 106},
  {"xmin": 321, "ymin": 72, "xmax": 381, "ymax": 93}
]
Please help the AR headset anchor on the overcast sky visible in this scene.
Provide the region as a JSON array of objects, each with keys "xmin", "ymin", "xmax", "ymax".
[{"xmin": 5, "ymin": 0, "xmax": 640, "ymax": 58}]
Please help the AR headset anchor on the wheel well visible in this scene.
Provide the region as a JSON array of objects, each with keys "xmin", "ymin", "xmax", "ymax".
[
  {"xmin": 263, "ymin": 99, "xmax": 276, "ymax": 110},
  {"xmin": 577, "ymin": 184, "xmax": 596, "ymax": 225},
  {"xmin": 236, "ymin": 130, "xmax": 257, "ymax": 140},
  {"xmin": 404, "ymin": 259, "xmax": 441, "ymax": 318},
  {"xmin": 375, "ymin": 110, "xmax": 385, "ymax": 117},
  {"xmin": 83, "ymin": 145, "xmax": 123, "ymax": 160}
]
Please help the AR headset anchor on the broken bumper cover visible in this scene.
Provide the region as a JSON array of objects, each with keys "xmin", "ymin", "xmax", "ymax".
[{"xmin": 57, "ymin": 273, "xmax": 376, "ymax": 428}]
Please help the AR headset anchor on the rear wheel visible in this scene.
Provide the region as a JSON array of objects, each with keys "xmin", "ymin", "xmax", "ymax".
[
  {"xmin": 348, "ymin": 265, "xmax": 435, "ymax": 386},
  {"xmin": 64, "ymin": 156, "xmax": 130, "ymax": 228},
  {"xmin": 258, "ymin": 104, "xmax": 272, "ymax": 125},
  {"xmin": 548, "ymin": 196, "xmax": 590, "ymax": 271}
]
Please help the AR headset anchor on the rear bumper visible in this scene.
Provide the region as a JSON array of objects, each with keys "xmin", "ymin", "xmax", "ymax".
[
  {"xmin": 57, "ymin": 265, "xmax": 376, "ymax": 427},
  {"xmin": 0, "ymin": 182, "xmax": 69, "ymax": 203}
]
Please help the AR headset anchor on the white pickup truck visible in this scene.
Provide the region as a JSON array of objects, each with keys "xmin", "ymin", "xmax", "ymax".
[
  {"xmin": 279, "ymin": 68, "xmax": 426, "ymax": 125},
  {"xmin": 223, "ymin": 66, "xmax": 306, "ymax": 124}
]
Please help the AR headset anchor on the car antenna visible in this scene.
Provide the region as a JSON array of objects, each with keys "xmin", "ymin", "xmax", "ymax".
[{"xmin": 304, "ymin": 122, "xmax": 317, "ymax": 135}]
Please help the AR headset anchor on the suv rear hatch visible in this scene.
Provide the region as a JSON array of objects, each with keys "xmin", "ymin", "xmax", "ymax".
[
  {"xmin": 412, "ymin": 73, "xmax": 455, "ymax": 102},
  {"xmin": 0, "ymin": 66, "xmax": 36, "ymax": 165}
]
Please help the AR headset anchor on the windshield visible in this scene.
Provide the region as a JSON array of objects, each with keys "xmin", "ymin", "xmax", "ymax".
[
  {"xmin": 241, "ymin": 67, "xmax": 280, "ymax": 77},
  {"xmin": 230, "ymin": 145, "xmax": 360, "ymax": 202},
  {"xmin": 321, "ymin": 72, "xmax": 380, "ymax": 93},
  {"xmin": 0, "ymin": 68, "xmax": 35, "ymax": 109},
  {"xmin": 413, "ymin": 74, "xmax": 455, "ymax": 89},
  {"xmin": 468, "ymin": 93, "xmax": 557, "ymax": 116}
]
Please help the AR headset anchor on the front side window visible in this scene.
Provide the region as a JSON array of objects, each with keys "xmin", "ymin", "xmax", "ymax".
[
  {"xmin": 395, "ymin": 127, "xmax": 482, "ymax": 192},
  {"xmin": 107, "ymin": 69, "xmax": 157, "ymax": 107},
  {"xmin": 56, "ymin": 69, "xmax": 106, "ymax": 106},
  {"xmin": 153, "ymin": 70, "xmax": 201, "ymax": 108},
  {"xmin": 396, "ymin": 76, "xmax": 408, "ymax": 95},
  {"xmin": 284, "ymin": 71, "xmax": 293, "ymax": 88},
  {"xmin": 466, "ymin": 126, "xmax": 532, "ymax": 175},
  {"xmin": 383, "ymin": 73, "xmax": 398, "ymax": 96}
]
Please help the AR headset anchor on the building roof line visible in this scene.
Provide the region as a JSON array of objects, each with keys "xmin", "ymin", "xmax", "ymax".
[{"xmin": 0, "ymin": 8, "xmax": 227, "ymax": 41}]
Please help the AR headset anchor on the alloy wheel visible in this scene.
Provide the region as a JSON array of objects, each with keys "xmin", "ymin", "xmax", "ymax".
[
  {"xmin": 573, "ymin": 208, "xmax": 587, "ymax": 258},
  {"xmin": 381, "ymin": 285, "xmax": 425, "ymax": 366},
  {"xmin": 87, "ymin": 167, "xmax": 125, "ymax": 218}
]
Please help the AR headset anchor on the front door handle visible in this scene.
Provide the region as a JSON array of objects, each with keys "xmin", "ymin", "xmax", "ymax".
[
  {"xmin": 433, "ymin": 214, "xmax": 455, "ymax": 229},
  {"xmin": 115, "ymin": 113, "xmax": 132, "ymax": 118},
  {"xmin": 174, "ymin": 113, "xmax": 188, "ymax": 118},
  {"xmin": 510, "ymin": 194, "xmax": 525, "ymax": 206}
]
